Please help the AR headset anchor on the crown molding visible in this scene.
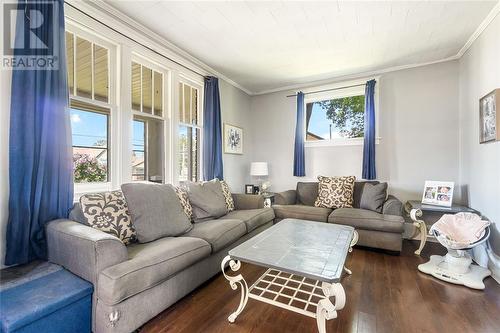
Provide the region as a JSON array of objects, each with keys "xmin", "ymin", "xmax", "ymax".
[
  {"xmin": 66, "ymin": 0, "xmax": 253, "ymax": 95},
  {"xmin": 253, "ymin": 55, "xmax": 459, "ymax": 96},
  {"xmin": 72, "ymin": 0, "xmax": 499, "ymax": 97},
  {"xmin": 456, "ymin": 0, "xmax": 500, "ymax": 58}
]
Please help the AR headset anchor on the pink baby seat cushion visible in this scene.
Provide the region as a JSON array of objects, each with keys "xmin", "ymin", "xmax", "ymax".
[{"xmin": 430, "ymin": 212, "xmax": 490, "ymax": 250}]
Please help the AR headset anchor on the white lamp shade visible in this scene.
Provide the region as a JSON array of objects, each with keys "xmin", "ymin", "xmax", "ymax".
[{"xmin": 250, "ymin": 162, "xmax": 268, "ymax": 176}]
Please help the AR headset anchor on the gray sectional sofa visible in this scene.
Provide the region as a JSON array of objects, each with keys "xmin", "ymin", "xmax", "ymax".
[
  {"xmin": 46, "ymin": 193, "xmax": 274, "ymax": 333},
  {"xmin": 274, "ymin": 181, "xmax": 405, "ymax": 252}
]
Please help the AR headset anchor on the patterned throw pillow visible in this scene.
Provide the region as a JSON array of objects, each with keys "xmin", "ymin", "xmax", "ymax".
[
  {"xmin": 220, "ymin": 180, "xmax": 235, "ymax": 212},
  {"xmin": 175, "ymin": 186, "xmax": 194, "ymax": 220},
  {"xmin": 80, "ymin": 191, "xmax": 137, "ymax": 245},
  {"xmin": 314, "ymin": 176, "xmax": 356, "ymax": 209}
]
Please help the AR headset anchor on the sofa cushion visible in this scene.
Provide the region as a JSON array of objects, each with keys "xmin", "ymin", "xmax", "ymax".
[
  {"xmin": 220, "ymin": 208, "xmax": 275, "ymax": 232},
  {"xmin": 328, "ymin": 208, "xmax": 404, "ymax": 233},
  {"xmin": 98, "ymin": 237, "xmax": 211, "ymax": 305},
  {"xmin": 273, "ymin": 204, "xmax": 332, "ymax": 222},
  {"xmin": 359, "ymin": 182, "xmax": 387, "ymax": 213},
  {"xmin": 79, "ymin": 191, "xmax": 137, "ymax": 245},
  {"xmin": 184, "ymin": 219, "xmax": 246, "ymax": 252},
  {"xmin": 315, "ymin": 176, "xmax": 356, "ymax": 209},
  {"xmin": 121, "ymin": 183, "xmax": 193, "ymax": 243},
  {"xmin": 186, "ymin": 180, "xmax": 228, "ymax": 222},
  {"xmin": 352, "ymin": 181, "xmax": 379, "ymax": 208},
  {"xmin": 296, "ymin": 182, "xmax": 318, "ymax": 206}
]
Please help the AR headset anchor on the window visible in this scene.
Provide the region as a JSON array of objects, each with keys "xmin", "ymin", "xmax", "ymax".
[
  {"xmin": 66, "ymin": 31, "xmax": 111, "ymax": 183},
  {"xmin": 131, "ymin": 61, "xmax": 165, "ymax": 183},
  {"xmin": 178, "ymin": 82, "xmax": 201, "ymax": 182},
  {"xmin": 66, "ymin": 31, "xmax": 109, "ymax": 102},
  {"xmin": 306, "ymin": 95, "xmax": 365, "ymax": 142},
  {"xmin": 70, "ymin": 101, "xmax": 110, "ymax": 183}
]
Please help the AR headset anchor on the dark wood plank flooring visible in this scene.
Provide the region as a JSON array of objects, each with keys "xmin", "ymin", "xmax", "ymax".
[{"xmin": 141, "ymin": 241, "xmax": 500, "ymax": 333}]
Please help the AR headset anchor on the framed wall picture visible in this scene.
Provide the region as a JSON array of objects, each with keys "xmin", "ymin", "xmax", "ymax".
[
  {"xmin": 479, "ymin": 89, "xmax": 500, "ymax": 143},
  {"xmin": 245, "ymin": 184, "xmax": 254, "ymax": 195},
  {"xmin": 421, "ymin": 181, "xmax": 454, "ymax": 207},
  {"xmin": 224, "ymin": 123, "xmax": 243, "ymax": 154}
]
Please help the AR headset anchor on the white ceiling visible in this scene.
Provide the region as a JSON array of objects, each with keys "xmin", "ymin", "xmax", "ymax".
[{"xmin": 105, "ymin": 0, "xmax": 497, "ymax": 94}]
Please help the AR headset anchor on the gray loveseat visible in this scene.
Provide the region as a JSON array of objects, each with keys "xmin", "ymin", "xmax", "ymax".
[
  {"xmin": 274, "ymin": 181, "xmax": 404, "ymax": 252},
  {"xmin": 46, "ymin": 193, "xmax": 274, "ymax": 333}
]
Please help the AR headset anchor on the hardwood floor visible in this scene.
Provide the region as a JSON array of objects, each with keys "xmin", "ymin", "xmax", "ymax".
[{"xmin": 141, "ymin": 241, "xmax": 500, "ymax": 333}]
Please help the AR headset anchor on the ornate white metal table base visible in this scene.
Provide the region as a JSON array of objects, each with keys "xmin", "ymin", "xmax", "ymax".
[
  {"xmin": 221, "ymin": 231, "xmax": 358, "ymax": 332},
  {"xmin": 410, "ymin": 208, "xmax": 427, "ymax": 255}
]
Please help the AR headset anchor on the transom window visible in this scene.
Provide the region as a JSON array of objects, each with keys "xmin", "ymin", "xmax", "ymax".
[
  {"xmin": 306, "ymin": 94, "xmax": 365, "ymax": 142},
  {"xmin": 131, "ymin": 62, "xmax": 163, "ymax": 117},
  {"xmin": 178, "ymin": 82, "xmax": 201, "ymax": 182},
  {"xmin": 66, "ymin": 31, "xmax": 109, "ymax": 103}
]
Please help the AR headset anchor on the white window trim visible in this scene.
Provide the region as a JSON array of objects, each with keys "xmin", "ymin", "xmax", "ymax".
[
  {"xmin": 129, "ymin": 54, "xmax": 171, "ymax": 184},
  {"xmin": 66, "ymin": 22, "xmax": 119, "ymax": 199},
  {"xmin": 65, "ymin": 6, "xmax": 206, "ymax": 199},
  {"xmin": 173, "ymin": 76, "xmax": 204, "ymax": 184},
  {"xmin": 303, "ymin": 77, "xmax": 381, "ymax": 148}
]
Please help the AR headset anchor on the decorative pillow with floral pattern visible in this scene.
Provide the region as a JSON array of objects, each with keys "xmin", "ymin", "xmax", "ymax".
[
  {"xmin": 80, "ymin": 190, "xmax": 137, "ymax": 245},
  {"xmin": 220, "ymin": 180, "xmax": 235, "ymax": 212},
  {"xmin": 175, "ymin": 185, "xmax": 194, "ymax": 221},
  {"xmin": 314, "ymin": 175, "xmax": 356, "ymax": 209}
]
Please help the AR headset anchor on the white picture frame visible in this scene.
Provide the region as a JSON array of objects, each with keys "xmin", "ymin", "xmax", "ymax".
[
  {"xmin": 224, "ymin": 123, "xmax": 243, "ymax": 154},
  {"xmin": 421, "ymin": 181, "xmax": 454, "ymax": 207}
]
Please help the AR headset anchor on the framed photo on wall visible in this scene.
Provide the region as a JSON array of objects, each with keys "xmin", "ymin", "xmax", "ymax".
[
  {"xmin": 479, "ymin": 89, "xmax": 500, "ymax": 143},
  {"xmin": 224, "ymin": 123, "xmax": 243, "ymax": 154},
  {"xmin": 421, "ymin": 181, "xmax": 454, "ymax": 207}
]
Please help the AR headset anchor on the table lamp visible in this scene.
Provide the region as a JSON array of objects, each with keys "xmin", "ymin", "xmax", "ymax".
[{"xmin": 250, "ymin": 162, "xmax": 268, "ymax": 195}]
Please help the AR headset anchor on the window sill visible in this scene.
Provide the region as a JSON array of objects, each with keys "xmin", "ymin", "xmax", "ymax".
[
  {"xmin": 305, "ymin": 137, "xmax": 381, "ymax": 148},
  {"xmin": 74, "ymin": 182, "xmax": 113, "ymax": 201}
]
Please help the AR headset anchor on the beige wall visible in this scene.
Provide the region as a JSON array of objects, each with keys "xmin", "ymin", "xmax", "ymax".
[
  {"xmin": 249, "ymin": 61, "xmax": 461, "ymax": 204},
  {"xmin": 458, "ymin": 13, "xmax": 500, "ymax": 279}
]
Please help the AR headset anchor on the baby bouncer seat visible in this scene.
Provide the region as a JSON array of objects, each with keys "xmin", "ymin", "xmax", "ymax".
[{"xmin": 418, "ymin": 212, "xmax": 491, "ymax": 289}]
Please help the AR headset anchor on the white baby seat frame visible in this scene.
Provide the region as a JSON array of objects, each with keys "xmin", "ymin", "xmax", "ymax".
[{"xmin": 418, "ymin": 223, "xmax": 491, "ymax": 290}]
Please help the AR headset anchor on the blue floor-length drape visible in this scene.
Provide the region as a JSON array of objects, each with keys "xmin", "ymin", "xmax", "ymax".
[
  {"xmin": 362, "ymin": 80, "xmax": 377, "ymax": 180},
  {"xmin": 293, "ymin": 92, "xmax": 305, "ymax": 177},
  {"xmin": 202, "ymin": 76, "xmax": 223, "ymax": 180},
  {"xmin": 5, "ymin": 0, "xmax": 74, "ymax": 265}
]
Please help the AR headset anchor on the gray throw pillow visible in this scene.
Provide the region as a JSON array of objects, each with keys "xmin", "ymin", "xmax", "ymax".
[
  {"xmin": 186, "ymin": 180, "xmax": 228, "ymax": 222},
  {"xmin": 359, "ymin": 182, "xmax": 388, "ymax": 213},
  {"xmin": 121, "ymin": 183, "xmax": 193, "ymax": 243}
]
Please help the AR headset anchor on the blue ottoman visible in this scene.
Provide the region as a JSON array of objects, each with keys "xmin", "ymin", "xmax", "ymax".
[{"xmin": 0, "ymin": 265, "xmax": 93, "ymax": 333}]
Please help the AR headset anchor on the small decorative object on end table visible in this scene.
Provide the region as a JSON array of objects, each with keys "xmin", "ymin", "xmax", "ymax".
[
  {"xmin": 262, "ymin": 192, "xmax": 275, "ymax": 208},
  {"xmin": 405, "ymin": 200, "xmax": 479, "ymax": 255},
  {"xmin": 245, "ymin": 184, "xmax": 255, "ymax": 195}
]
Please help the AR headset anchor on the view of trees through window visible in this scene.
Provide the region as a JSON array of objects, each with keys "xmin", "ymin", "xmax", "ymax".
[
  {"xmin": 306, "ymin": 95, "xmax": 365, "ymax": 141},
  {"xmin": 70, "ymin": 107, "xmax": 109, "ymax": 183}
]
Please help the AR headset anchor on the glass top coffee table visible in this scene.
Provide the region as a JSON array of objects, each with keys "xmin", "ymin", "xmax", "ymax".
[{"xmin": 221, "ymin": 218, "xmax": 358, "ymax": 333}]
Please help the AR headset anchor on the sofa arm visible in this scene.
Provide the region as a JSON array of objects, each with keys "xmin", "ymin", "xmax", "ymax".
[
  {"xmin": 46, "ymin": 219, "xmax": 128, "ymax": 285},
  {"xmin": 232, "ymin": 194, "xmax": 264, "ymax": 210},
  {"xmin": 382, "ymin": 195, "xmax": 403, "ymax": 216},
  {"xmin": 274, "ymin": 190, "xmax": 297, "ymax": 205}
]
